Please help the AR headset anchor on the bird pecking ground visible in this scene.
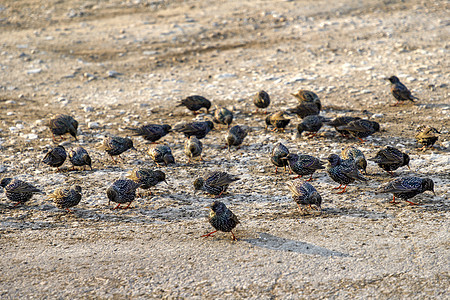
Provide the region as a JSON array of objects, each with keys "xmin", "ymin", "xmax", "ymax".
[{"xmin": 0, "ymin": 0, "xmax": 449, "ymax": 298}]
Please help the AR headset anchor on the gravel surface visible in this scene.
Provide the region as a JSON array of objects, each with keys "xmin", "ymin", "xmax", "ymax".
[{"xmin": 0, "ymin": 0, "xmax": 449, "ymax": 298}]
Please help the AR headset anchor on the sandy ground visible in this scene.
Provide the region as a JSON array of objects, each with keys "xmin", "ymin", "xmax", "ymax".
[{"xmin": 0, "ymin": 0, "xmax": 449, "ymax": 298}]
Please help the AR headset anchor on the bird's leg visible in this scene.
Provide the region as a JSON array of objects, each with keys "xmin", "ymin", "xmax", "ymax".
[
  {"xmin": 307, "ymin": 133, "xmax": 317, "ymax": 139},
  {"xmin": 336, "ymin": 185, "xmax": 348, "ymax": 194},
  {"xmin": 389, "ymin": 195, "xmax": 398, "ymax": 204},
  {"xmin": 333, "ymin": 184, "xmax": 343, "ymax": 190},
  {"xmin": 306, "ymin": 174, "xmax": 313, "ymax": 181},
  {"xmin": 122, "ymin": 202, "xmax": 133, "ymax": 209},
  {"xmin": 358, "ymin": 138, "xmax": 366, "ymax": 143},
  {"xmin": 13, "ymin": 202, "xmax": 22, "ymax": 207},
  {"xmin": 405, "ymin": 200, "xmax": 419, "ymax": 206},
  {"xmin": 230, "ymin": 231, "xmax": 238, "ymax": 241},
  {"xmin": 388, "ymin": 170, "xmax": 395, "ymax": 177},
  {"xmin": 110, "ymin": 155, "xmax": 117, "ymax": 164},
  {"xmin": 113, "ymin": 203, "xmax": 121, "ymax": 210},
  {"xmin": 65, "ymin": 208, "xmax": 73, "ymax": 213},
  {"xmin": 283, "ymin": 165, "xmax": 287, "ymax": 172},
  {"xmin": 293, "ymin": 175, "xmax": 303, "ymax": 179},
  {"xmin": 274, "ymin": 166, "xmax": 278, "ymax": 174},
  {"xmin": 201, "ymin": 230, "xmax": 217, "ymax": 238}
]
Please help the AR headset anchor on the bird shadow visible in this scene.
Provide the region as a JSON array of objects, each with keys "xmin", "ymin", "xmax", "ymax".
[{"xmin": 243, "ymin": 232, "xmax": 349, "ymax": 257}]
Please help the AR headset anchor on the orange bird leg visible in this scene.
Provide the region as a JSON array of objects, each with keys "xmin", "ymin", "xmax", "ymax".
[
  {"xmin": 405, "ymin": 200, "xmax": 419, "ymax": 206},
  {"xmin": 274, "ymin": 166, "xmax": 278, "ymax": 174},
  {"xmin": 113, "ymin": 203, "xmax": 121, "ymax": 210},
  {"xmin": 293, "ymin": 175, "xmax": 303, "ymax": 179},
  {"xmin": 336, "ymin": 185, "xmax": 348, "ymax": 194},
  {"xmin": 358, "ymin": 138, "xmax": 366, "ymax": 143},
  {"xmin": 333, "ymin": 184, "xmax": 343, "ymax": 190},
  {"xmin": 389, "ymin": 195, "xmax": 398, "ymax": 204},
  {"xmin": 122, "ymin": 202, "xmax": 133, "ymax": 209},
  {"xmin": 201, "ymin": 230, "xmax": 217, "ymax": 238},
  {"xmin": 306, "ymin": 174, "xmax": 313, "ymax": 181},
  {"xmin": 13, "ymin": 202, "xmax": 22, "ymax": 207},
  {"xmin": 230, "ymin": 231, "xmax": 237, "ymax": 241}
]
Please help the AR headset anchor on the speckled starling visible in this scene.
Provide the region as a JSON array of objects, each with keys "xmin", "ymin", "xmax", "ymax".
[
  {"xmin": 177, "ymin": 95, "xmax": 211, "ymax": 114},
  {"xmin": 184, "ymin": 136, "xmax": 203, "ymax": 163},
  {"xmin": 287, "ymin": 180, "xmax": 322, "ymax": 212},
  {"xmin": 201, "ymin": 201, "xmax": 240, "ymax": 241},
  {"xmin": 265, "ymin": 111, "xmax": 290, "ymax": 132},
  {"xmin": 270, "ymin": 142, "xmax": 290, "ymax": 173},
  {"xmin": 327, "ymin": 116, "xmax": 361, "ymax": 137},
  {"xmin": 106, "ymin": 179, "xmax": 141, "ymax": 210},
  {"xmin": 226, "ymin": 125, "xmax": 249, "ymax": 151},
  {"xmin": 47, "ymin": 185, "xmax": 82, "ymax": 212},
  {"xmin": 297, "ymin": 115, "xmax": 330, "ymax": 138},
  {"xmin": 253, "ymin": 90, "xmax": 270, "ymax": 113},
  {"xmin": 194, "ymin": 171, "xmax": 240, "ymax": 197},
  {"xmin": 326, "ymin": 154, "xmax": 367, "ymax": 193},
  {"xmin": 336, "ymin": 119, "xmax": 380, "ymax": 142},
  {"xmin": 341, "ymin": 146, "xmax": 367, "ymax": 175},
  {"xmin": 98, "ymin": 136, "xmax": 136, "ymax": 162},
  {"xmin": 415, "ymin": 125, "xmax": 440, "ymax": 150},
  {"xmin": 68, "ymin": 146, "xmax": 92, "ymax": 170},
  {"xmin": 370, "ymin": 146, "xmax": 410, "ymax": 176},
  {"xmin": 47, "ymin": 114, "xmax": 79, "ymax": 141},
  {"xmin": 286, "ymin": 102, "xmax": 320, "ymax": 119},
  {"xmin": 127, "ymin": 168, "xmax": 167, "ymax": 195},
  {"xmin": 0, "ymin": 178, "xmax": 43, "ymax": 206},
  {"xmin": 377, "ymin": 177, "xmax": 434, "ymax": 205},
  {"xmin": 282, "ymin": 153, "xmax": 325, "ymax": 181},
  {"xmin": 213, "ymin": 106, "xmax": 233, "ymax": 128},
  {"xmin": 148, "ymin": 144, "xmax": 175, "ymax": 166},
  {"xmin": 126, "ymin": 124, "xmax": 171, "ymax": 143},
  {"xmin": 174, "ymin": 120, "xmax": 214, "ymax": 139},
  {"xmin": 386, "ymin": 76, "xmax": 419, "ymax": 106},
  {"xmin": 42, "ymin": 145, "xmax": 67, "ymax": 171},
  {"xmin": 291, "ymin": 90, "xmax": 321, "ymax": 110}
]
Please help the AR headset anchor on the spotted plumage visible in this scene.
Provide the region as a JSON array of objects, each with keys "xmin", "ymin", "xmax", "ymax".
[
  {"xmin": 327, "ymin": 154, "xmax": 368, "ymax": 193},
  {"xmin": 0, "ymin": 178, "xmax": 43, "ymax": 206},
  {"xmin": 282, "ymin": 154, "xmax": 325, "ymax": 181},
  {"xmin": 336, "ymin": 119, "xmax": 380, "ymax": 142},
  {"xmin": 174, "ymin": 120, "xmax": 214, "ymax": 139},
  {"xmin": 106, "ymin": 179, "xmax": 140, "ymax": 210},
  {"xmin": 213, "ymin": 106, "xmax": 233, "ymax": 128},
  {"xmin": 386, "ymin": 76, "xmax": 419, "ymax": 106},
  {"xmin": 327, "ymin": 116, "xmax": 361, "ymax": 137},
  {"xmin": 265, "ymin": 111, "xmax": 290, "ymax": 132},
  {"xmin": 377, "ymin": 177, "xmax": 434, "ymax": 205},
  {"xmin": 42, "ymin": 145, "xmax": 67, "ymax": 170},
  {"xmin": 370, "ymin": 146, "xmax": 410, "ymax": 175},
  {"xmin": 47, "ymin": 114, "xmax": 78, "ymax": 141},
  {"xmin": 286, "ymin": 102, "xmax": 320, "ymax": 119},
  {"xmin": 68, "ymin": 146, "xmax": 92, "ymax": 170},
  {"xmin": 194, "ymin": 171, "xmax": 240, "ymax": 197},
  {"xmin": 291, "ymin": 90, "xmax": 321, "ymax": 110},
  {"xmin": 341, "ymin": 146, "xmax": 367, "ymax": 175},
  {"xmin": 127, "ymin": 168, "xmax": 167, "ymax": 194},
  {"xmin": 201, "ymin": 201, "xmax": 240, "ymax": 241},
  {"xmin": 184, "ymin": 136, "xmax": 203, "ymax": 163},
  {"xmin": 270, "ymin": 142, "xmax": 290, "ymax": 173},
  {"xmin": 126, "ymin": 124, "xmax": 171, "ymax": 143},
  {"xmin": 226, "ymin": 125, "xmax": 249, "ymax": 151},
  {"xmin": 297, "ymin": 115, "xmax": 330, "ymax": 137},
  {"xmin": 253, "ymin": 90, "xmax": 271, "ymax": 112},
  {"xmin": 287, "ymin": 180, "xmax": 322, "ymax": 212},
  {"xmin": 48, "ymin": 185, "xmax": 82, "ymax": 212},
  {"xmin": 415, "ymin": 125, "xmax": 440, "ymax": 150},
  {"xmin": 148, "ymin": 144, "xmax": 175, "ymax": 166},
  {"xmin": 177, "ymin": 95, "xmax": 211, "ymax": 114},
  {"xmin": 98, "ymin": 136, "xmax": 136, "ymax": 161}
]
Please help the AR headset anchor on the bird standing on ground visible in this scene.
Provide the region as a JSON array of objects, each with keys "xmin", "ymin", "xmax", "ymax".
[
  {"xmin": 287, "ymin": 180, "xmax": 322, "ymax": 213},
  {"xmin": 291, "ymin": 90, "xmax": 321, "ymax": 110},
  {"xmin": 201, "ymin": 201, "xmax": 240, "ymax": 241},
  {"xmin": 106, "ymin": 179, "xmax": 140, "ymax": 210},
  {"xmin": 148, "ymin": 144, "xmax": 175, "ymax": 166},
  {"xmin": 326, "ymin": 154, "xmax": 368, "ymax": 194},
  {"xmin": 47, "ymin": 114, "xmax": 79, "ymax": 141},
  {"xmin": 177, "ymin": 95, "xmax": 211, "ymax": 114},
  {"xmin": 126, "ymin": 124, "xmax": 171, "ymax": 143},
  {"xmin": 47, "ymin": 185, "xmax": 82, "ymax": 212},
  {"xmin": 327, "ymin": 116, "xmax": 361, "ymax": 137},
  {"xmin": 174, "ymin": 120, "xmax": 214, "ymax": 139},
  {"xmin": 337, "ymin": 119, "xmax": 380, "ymax": 142},
  {"xmin": 341, "ymin": 146, "xmax": 367, "ymax": 175},
  {"xmin": 194, "ymin": 171, "xmax": 240, "ymax": 197},
  {"xmin": 415, "ymin": 125, "xmax": 440, "ymax": 150},
  {"xmin": 98, "ymin": 136, "xmax": 136, "ymax": 162},
  {"xmin": 377, "ymin": 177, "xmax": 434, "ymax": 205},
  {"xmin": 282, "ymin": 154, "xmax": 325, "ymax": 181},
  {"xmin": 386, "ymin": 76, "xmax": 419, "ymax": 106},
  {"xmin": 184, "ymin": 136, "xmax": 203, "ymax": 163},
  {"xmin": 270, "ymin": 142, "xmax": 290, "ymax": 173},
  {"xmin": 68, "ymin": 146, "xmax": 92, "ymax": 170},
  {"xmin": 296, "ymin": 115, "xmax": 330, "ymax": 138},
  {"xmin": 265, "ymin": 111, "xmax": 290, "ymax": 132},
  {"xmin": 42, "ymin": 145, "xmax": 67, "ymax": 171},
  {"xmin": 286, "ymin": 102, "xmax": 320, "ymax": 119},
  {"xmin": 370, "ymin": 146, "xmax": 410, "ymax": 176},
  {"xmin": 225, "ymin": 125, "xmax": 249, "ymax": 151},
  {"xmin": 253, "ymin": 90, "xmax": 271, "ymax": 113},
  {"xmin": 213, "ymin": 106, "xmax": 233, "ymax": 128},
  {"xmin": 0, "ymin": 178, "xmax": 44, "ymax": 206},
  {"xmin": 127, "ymin": 168, "xmax": 168, "ymax": 195}
]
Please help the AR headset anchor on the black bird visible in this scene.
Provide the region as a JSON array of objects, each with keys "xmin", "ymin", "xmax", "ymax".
[
  {"xmin": 286, "ymin": 102, "xmax": 320, "ymax": 119},
  {"xmin": 47, "ymin": 185, "xmax": 82, "ymax": 212},
  {"xmin": 213, "ymin": 106, "xmax": 233, "ymax": 128},
  {"xmin": 253, "ymin": 90, "xmax": 271, "ymax": 113},
  {"xmin": 386, "ymin": 76, "xmax": 419, "ymax": 106},
  {"xmin": 287, "ymin": 180, "xmax": 322, "ymax": 213},
  {"xmin": 194, "ymin": 171, "xmax": 240, "ymax": 197},
  {"xmin": 127, "ymin": 168, "xmax": 168, "ymax": 195},
  {"xmin": 415, "ymin": 125, "xmax": 440, "ymax": 150},
  {"xmin": 47, "ymin": 114, "xmax": 78, "ymax": 141},
  {"xmin": 341, "ymin": 146, "xmax": 367, "ymax": 175},
  {"xmin": 106, "ymin": 179, "xmax": 140, "ymax": 210},
  {"xmin": 297, "ymin": 115, "xmax": 330, "ymax": 138},
  {"xmin": 126, "ymin": 124, "xmax": 171, "ymax": 143},
  {"xmin": 42, "ymin": 145, "xmax": 67, "ymax": 171},
  {"xmin": 68, "ymin": 146, "xmax": 92, "ymax": 170},
  {"xmin": 147, "ymin": 144, "xmax": 175, "ymax": 166},
  {"xmin": 326, "ymin": 154, "xmax": 367, "ymax": 194},
  {"xmin": 177, "ymin": 95, "xmax": 211, "ymax": 114},
  {"xmin": 201, "ymin": 201, "xmax": 240, "ymax": 241},
  {"xmin": 174, "ymin": 120, "xmax": 214, "ymax": 139},
  {"xmin": 291, "ymin": 90, "xmax": 321, "ymax": 110},
  {"xmin": 0, "ymin": 178, "xmax": 43, "ymax": 206},
  {"xmin": 184, "ymin": 136, "xmax": 203, "ymax": 163},
  {"xmin": 282, "ymin": 153, "xmax": 325, "ymax": 181},
  {"xmin": 265, "ymin": 111, "xmax": 290, "ymax": 132},
  {"xmin": 270, "ymin": 142, "xmax": 290, "ymax": 173},
  {"xmin": 327, "ymin": 116, "xmax": 361, "ymax": 137},
  {"xmin": 98, "ymin": 136, "xmax": 136, "ymax": 162},
  {"xmin": 377, "ymin": 177, "xmax": 434, "ymax": 205},
  {"xmin": 337, "ymin": 119, "xmax": 380, "ymax": 142},
  {"xmin": 226, "ymin": 125, "xmax": 249, "ymax": 151},
  {"xmin": 370, "ymin": 146, "xmax": 410, "ymax": 176}
]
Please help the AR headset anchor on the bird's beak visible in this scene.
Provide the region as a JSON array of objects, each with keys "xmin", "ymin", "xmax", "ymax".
[
  {"xmin": 164, "ymin": 180, "xmax": 169, "ymax": 186},
  {"xmin": 131, "ymin": 146, "xmax": 137, "ymax": 151},
  {"xmin": 407, "ymin": 164, "xmax": 410, "ymax": 170}
]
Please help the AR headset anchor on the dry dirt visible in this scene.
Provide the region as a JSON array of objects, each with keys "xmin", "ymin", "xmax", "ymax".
[{"xmin": 0, "ymin": 0, "xmax": 449, "ymax": 298}]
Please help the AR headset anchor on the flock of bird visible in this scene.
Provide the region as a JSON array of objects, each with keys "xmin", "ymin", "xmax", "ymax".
[{"xmin": 0, "ymin": 76, "xmax": 441, "ymax": 240}]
